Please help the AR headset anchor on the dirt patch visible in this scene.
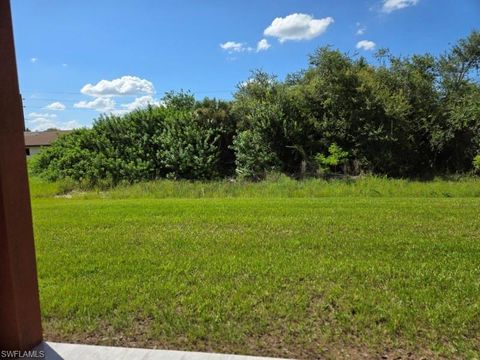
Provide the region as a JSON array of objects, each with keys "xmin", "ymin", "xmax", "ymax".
[{"xmin": 44, "ymin": 321, "xmax": 449, "ymax": 360}]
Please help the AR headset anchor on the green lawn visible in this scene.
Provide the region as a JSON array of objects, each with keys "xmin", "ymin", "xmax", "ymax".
[{"xmin": 31, "ymin": 178, "xmax": 480, "ymax": 359}]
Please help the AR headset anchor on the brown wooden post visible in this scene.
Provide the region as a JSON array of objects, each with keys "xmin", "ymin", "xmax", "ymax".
[{"xmin": 0, "ymin": 0, "xmax": 43, "ymax": 351}]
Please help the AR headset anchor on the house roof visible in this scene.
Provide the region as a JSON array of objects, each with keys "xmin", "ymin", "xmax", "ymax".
[{"xmin": 24, "ymin": 131, "xmax": 71, "ymax": 147}]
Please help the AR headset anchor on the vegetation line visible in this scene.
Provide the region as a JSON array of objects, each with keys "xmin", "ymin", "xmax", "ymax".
[
  {"xmin": 30, "ymin": 31, "xmax": 480, "ymax": 187},
  {"xmin": 29, "ymin": 175, "xmax": 480, "ymax": 199}
]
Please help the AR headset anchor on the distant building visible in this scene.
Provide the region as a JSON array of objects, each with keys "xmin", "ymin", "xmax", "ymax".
[{"xmin": 24, "ymin": 131, "xmax": 71, "ymax": 156}]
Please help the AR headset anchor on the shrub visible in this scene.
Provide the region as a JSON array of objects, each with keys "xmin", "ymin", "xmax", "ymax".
[
  {"xmin": 473, "ymin": 155, "xmax": 480, "ymax": 174},
  {"xmin": 32, "ymin": 94, "xmax": 232, "ymax": 185},
  {"xmin": 232, "ymin": 130, "xmax": 279, "ymax": 180},
  {"xmin": 30, "ymin": 128, "xmax": 104, "ymax": 184},
  {"xmin": 157, "ymin": 110, "xmax": 222, "ymax": 179},
  {"xmin": 315, "ymin": 143, "xmax": 349, "ymax": 175}
]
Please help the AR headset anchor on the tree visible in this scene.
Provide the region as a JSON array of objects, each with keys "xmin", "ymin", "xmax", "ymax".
[
  {"xmin": 434, "ymin": 31, "xmax": 480, "ymax": 172},
  {"xmin": 33, "ymin": 31, "xmax": 480, "ymax": 184}
]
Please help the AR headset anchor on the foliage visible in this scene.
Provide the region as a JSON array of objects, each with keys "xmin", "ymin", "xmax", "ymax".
[
  {"xmin": 315, "ymin": 143, "xmax": 349, "ymax": 175},
  {"xmin": 231, "ymin": 129, "xmax": 279, "ymax": 180},
  {"xmin": 157, "ymin": 109, "xmax": 222, "ymax": 179},
  {"xmin": 33, "ymin": 31, "xmax": 480, "ymax": 185},
  {"xmin": 32, "ymin": 93, "xmax": 234, "ymax": 185},
  {"xmin": 473, "ymin": 155, "xmax": 480, "ymax": 174},
  {"xmin": 29, "ymin": 174, "xmax": 480, "ymax": 200}
]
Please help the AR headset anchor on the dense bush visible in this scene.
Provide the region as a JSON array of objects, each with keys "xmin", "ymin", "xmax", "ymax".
[
  {"xmin": 32, "ymin": 31, "xmax": 480, "ymax": 184},
  {"xmin": 315, "ymin": 144, "xmax": 349, "ymax": 175},
  {"xmin": 232, "ymin": 130, "xmax": 279, "ymax": 180},
  {"xmin": 32, "ymin": 95, "xmax": 234, "ymax": 185},
  {"xmin": 157, "ymin": 109, "xmax": 221, "ymax": 179},
  {"xmin": 474, "ymin": 155, "xmax": 480, "ymax": 174}
]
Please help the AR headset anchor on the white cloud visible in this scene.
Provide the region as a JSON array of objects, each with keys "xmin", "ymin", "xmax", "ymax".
[
  {"xmin": 256, "ymin": 39, "xmax": 271, "ymax": 52},
  {"xmin": 356, "ymin": 40, "xmax": 376, "ymax": 51},
  {"xmin": 120, "ymin": 95, "xmax": 159, "ymax": 111},
  {"xmin": 28, "ymin": 118, "xmax": 80, "ymax": 131},
  {"xmin": 80, "ymin": 76, "xmax": 155, "ymax": 97},
  {"xmin": 60, "ymin": 120, "xmax": 81, "ymax": 130},
  {"xmin": 26, "ymin": 112, "xmax": 79, "ymax": 131},
  {"xmin": 45, "ymin": 101, "xmax": 66, "ymax": 111},
  {"xmin": 220, "ymin": 40, "xmax": 270, "ymax": 55},
  {"xmin": 28, "ymin": 117, "xmax": 58, "ymax": 131},
  {"xmin": 30, "ymin": 57, "xmax": 38, "ymax": 64},
  {"xmin": 382, "ymin": 0, "xmax": 419, "ymax": 13},
  {"xmin": 356, "ymin": 28, "xmax": 366, "ymax": 35},
  {"xmin": 356, "ymin": 23, "xmax": 366, "ymax": 35},
  {"xmin": 220, "ymin": 41, "xmax": 243, "ymax": 52},
  {"xmin": 264, "ymin": 13, "xmax": 334, "ymax": 43},
  {"xmin": 62, "ymin": 63, "xmax": 68, "ymax": 67},
  {"xmin": 28, "ymin": 112, "xmax": 57, "ymax": 119},
  {"xmin": 74, "ymin": 97, "xmax": 116, "ymax": 112},
  {"xmin": 220, "ymin": 41, "xmax": 253, "ymax": 53}
]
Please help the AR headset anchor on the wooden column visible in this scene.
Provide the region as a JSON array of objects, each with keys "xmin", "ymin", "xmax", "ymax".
[{"xmin": 0, "ymin": 0, "xmax": 43, "ymax": 351}]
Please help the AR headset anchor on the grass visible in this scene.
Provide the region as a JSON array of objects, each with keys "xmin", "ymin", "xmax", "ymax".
[
  {"xmin": 30, "ymin": 174, "xmax": 480, "ymax": 199},
  {"xmin": 30, "ymin": 176, "xmax": 480, "ymax": 359}
]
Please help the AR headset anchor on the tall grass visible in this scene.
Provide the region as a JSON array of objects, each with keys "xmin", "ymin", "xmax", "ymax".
[{"xmin": 29, "ymin": 174, "xmax": 480, "ymax": 199}]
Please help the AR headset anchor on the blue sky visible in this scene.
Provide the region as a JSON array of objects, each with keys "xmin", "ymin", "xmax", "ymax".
[{"xmin": 11, "ymin": 0, "xmax": 479, "ymax": 131}]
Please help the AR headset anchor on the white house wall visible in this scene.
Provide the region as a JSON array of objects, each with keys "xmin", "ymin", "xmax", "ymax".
[{"xmin": 26, "ymin": 146, "xmax": 42, "ymax": 157}]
